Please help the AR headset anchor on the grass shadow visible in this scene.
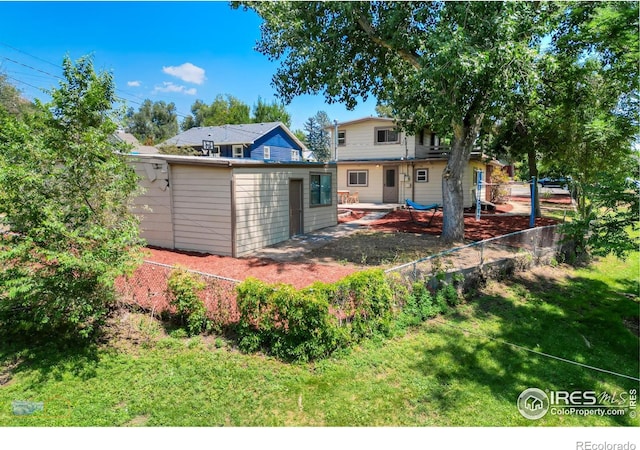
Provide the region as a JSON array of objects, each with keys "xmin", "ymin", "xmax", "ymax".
[
  {"xmin": 0, "ymin": 332, "xmax": 102, "ymax": 389},
  {"xmin": 410, "ymin": 267, "xmax": 639, "ymax": 426}
]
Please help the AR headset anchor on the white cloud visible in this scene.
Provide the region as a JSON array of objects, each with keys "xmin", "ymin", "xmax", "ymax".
[
  {"xmin": 162, "ymin": 62, "xmax": 206, "ymax": 85},
  {"xmin": 127, "ymin": 80, "xmax": 141, "ymax": 87},
  {"xmin": 153, "ymin": 82, "xmax": 197, "ymax": 96}
]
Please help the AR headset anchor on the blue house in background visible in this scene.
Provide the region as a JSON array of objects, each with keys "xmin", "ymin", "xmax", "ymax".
[{"xmin": 159, "ymin": 122, "xmax": 307, "ymax": 162}]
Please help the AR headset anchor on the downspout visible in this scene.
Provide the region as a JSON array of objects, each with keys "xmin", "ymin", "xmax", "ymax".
[
  {"xmin": 411, "ymin": 161, "xmax": 415, "ymax": 202},
  {"xmin": 334, "ymin": 120, "xmax": 339, "ymax": 161}
]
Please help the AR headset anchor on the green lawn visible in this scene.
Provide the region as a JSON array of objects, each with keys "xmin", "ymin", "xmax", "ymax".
[{"xmin": 0, "ymin": 253, "xmax": 638, "ymax": 426}]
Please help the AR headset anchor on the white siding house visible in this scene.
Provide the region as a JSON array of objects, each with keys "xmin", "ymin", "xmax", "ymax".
[
  {"xmin": 328, "ymin": 117, "xmax": 497, "ymax": 208},
  {"xmin": 129, "ymin": 154, "xmax": 337, "ymax": 257}
]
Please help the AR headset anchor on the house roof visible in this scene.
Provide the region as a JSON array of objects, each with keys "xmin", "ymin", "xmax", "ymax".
[
  {"xmin": 127, "ymin": 153, "xmax": 333, "ymax": 169},
  {"xmin": 327, "ymin": 116, "xmax": 397, "ymax": 129},
  {"xmin": 159, "ymin": 122, "xmax": 307, "ymax": 150},
  {"xmin": 112, "ymin": 130, "xmax": 159, "ymax": 154}
]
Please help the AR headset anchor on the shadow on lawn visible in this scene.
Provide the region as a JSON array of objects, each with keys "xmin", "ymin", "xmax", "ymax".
[
  {"xmin": 411, "ymin": 269, "xmax": 639, "ymax": 426},
  {"xmin": 0, "ymin": 333, "xmax": 101, "ymax": 390}
]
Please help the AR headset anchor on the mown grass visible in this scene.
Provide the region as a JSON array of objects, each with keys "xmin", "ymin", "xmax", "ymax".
[{"xmin": 0, "ymin": 252, "xmax": 637, "ymax": 426}]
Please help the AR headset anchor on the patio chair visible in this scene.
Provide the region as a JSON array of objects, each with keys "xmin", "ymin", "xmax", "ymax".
[
  {"xmin": 346, "ymin": 191, "xmax": 359, "ymax": 204},
  {"xmin": 405, "ymin": 199, "xmax": 440, "ymax": 226}
]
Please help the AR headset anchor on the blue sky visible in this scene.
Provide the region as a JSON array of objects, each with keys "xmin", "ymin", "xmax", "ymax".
[{"xmin": 0, "ymin": 1, "xmax": 378, "ymax": 131}]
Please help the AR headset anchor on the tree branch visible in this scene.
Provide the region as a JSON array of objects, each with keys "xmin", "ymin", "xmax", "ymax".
[{"xmin": 355, "ymin": 14, "xmax": 422, "ymax": 70}]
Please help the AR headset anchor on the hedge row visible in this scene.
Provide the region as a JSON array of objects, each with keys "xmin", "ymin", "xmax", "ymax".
[{"xmin": 234, "ymin": 269, "xmax": 463, "ymax": 361}]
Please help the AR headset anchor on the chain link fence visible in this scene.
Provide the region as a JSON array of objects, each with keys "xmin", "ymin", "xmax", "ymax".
[
  {"xmin": 115, "ymin": 260, "xmax": 240, "ymax": 326},
  {"xmin": 385, "ymin": 225, "xmax": 562, "ymax": 284}
]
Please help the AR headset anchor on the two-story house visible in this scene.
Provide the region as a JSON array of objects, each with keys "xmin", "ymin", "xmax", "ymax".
[
  {"xmin": 328, "ymin": 117, "xmax": 499, "ymax": 208},
  {"xmin": 159, "ymin": 121, "xmax": 306, "ymax": 162}
]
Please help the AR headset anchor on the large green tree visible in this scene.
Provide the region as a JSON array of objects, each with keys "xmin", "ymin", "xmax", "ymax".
[
  {"xmin": 252, "ymin": 97, "xmax": 291, "ymax": 127},
  {"xmin": 303, "ymin": 111, "xmax": 332, "ymax": 162},
  {"xmin": 492, "ymin": 1, "xmax": 638, "ymax": 257},
  {"xmin": 182, "ymin": 94, "xmax": 251, "ymax": 130},
  {"xmin": 240, "ymin": 1, "xmax": 552, "ymax": 242},
  {"xmin": 126, "ymin": 99, "xmax": 179, "ymax": 145},
  {"xmin": 0, "ymin": 73, "xmax": 35, "ymax": 117},
  {"xmin": 0, "ymin": 56, "xmax": 142, "ymax": 338}
]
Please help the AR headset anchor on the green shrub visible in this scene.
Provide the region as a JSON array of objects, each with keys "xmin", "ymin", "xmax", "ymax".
[
  {"xmin": 398, "ymin": 282, "xmax": 439, "ymax": 327},
  {"xmin": 235, "ymin": 278, "xmax": 345, "ymax": 361},
  {"xmin": 327, "ymin": 270, "xmax": 396, "ymax": 341},
  {"xmin": 235, "ymin": 270, "xmax": 394, "ymax": 361},
  {"xmin": 167, "ymin": 268, "xmax": 208, "ymax": 336}
]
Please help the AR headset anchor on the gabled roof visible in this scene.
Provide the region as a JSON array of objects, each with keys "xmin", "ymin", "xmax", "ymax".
[
  {"xmin": 159, "ymin": 121, "xmax": 306, "ymax": 150},
  {"xmin": 112, "ymin": 130, "xmax": 159, "ymax": 154},
  {"xmin": 326, "ymin": 116, "xmax": 397, "ymax": 129}
]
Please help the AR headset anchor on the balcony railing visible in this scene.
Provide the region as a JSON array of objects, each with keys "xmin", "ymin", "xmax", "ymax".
[{"xmin": 422, "ymin": 146, "xmax": 483, "ymax": 159}]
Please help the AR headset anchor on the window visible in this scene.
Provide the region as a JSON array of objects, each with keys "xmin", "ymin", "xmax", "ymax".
[
  {"xmin": 310, "ymin": 173, "xmax": 332, "ymax": 206},
  {"xmin": 415, "ymin": 168, "xmax": 429, "ymax": 183},
  {"xmin": 212, "ymin": 146, "xmax": 221, "ymax": 157},
  {"xmin": 291, "ymin": 149, "xmax": 300, "ymax": 161},
  {"xmin": 347, "ymin": 170, "xmax": 368, "ymax": 187},
  {"xmin": 233, "ymin": 145, "xmax": 244, "ymax": 158},
  {"xmin": 430, "ymin": 133, "xmax": 438, "ymax": 147},
  {"xmin": 263, "ymin": 146, "xmax": 270, "ymax": 160},
  {"xmin": 375, "ymin": 127, "xmax": 400, "ymax": 144},
  {"xmin": 338, "ymin": 130, "xmax": 346, "ymax": 146},
  {"xmin": 419, "ymin": 129, "xmax": 424, "ymax": 146}
]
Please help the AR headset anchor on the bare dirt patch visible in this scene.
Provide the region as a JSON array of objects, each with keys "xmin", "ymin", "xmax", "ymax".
[
  {"xmin": 307, "ymin": 230, "xmax": 459, "ymax": 267},
  {"xmin": 0, "ymin": 357, "xmax": 22, "ymax": 387},
  {"xmin": 124, "ymin": 414, "xmax": 150, "ymax": 427},
  {"xmin": 102, "ymin": 310, "xmax": 167, "ymax": 353}
]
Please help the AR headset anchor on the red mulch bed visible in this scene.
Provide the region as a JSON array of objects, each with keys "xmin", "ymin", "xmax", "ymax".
[
  {"xmin": 144, "ymin": 247, "xmax": 356, "ymax": 289},
  {"xmin": 369, "ymin": 210, "xmax": 558, "ymax": 241},
  {"xmin": 511, "ymin": 194, "xmax": 573, "ymax": 205}
]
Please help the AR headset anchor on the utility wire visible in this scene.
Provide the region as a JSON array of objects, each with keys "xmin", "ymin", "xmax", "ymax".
[
  {"xmin": 431, "ymin": 317, "xmax": 640, "ymax": 382},
  {"xmin": 0, "ymin": 44, "xmax": 193, "ymax": 119}
]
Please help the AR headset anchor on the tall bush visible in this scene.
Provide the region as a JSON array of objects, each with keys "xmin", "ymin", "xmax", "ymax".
[
  {"xmin": 0, "ymin": 56, "xmax": 142, "ymax": 338},
  {"xmin": 167, "ymin": 268, "xmax": 208, "ymax": 336}
]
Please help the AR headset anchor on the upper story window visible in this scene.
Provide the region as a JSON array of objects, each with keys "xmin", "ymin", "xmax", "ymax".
[
  {"xmin": 290, "ymin": 149, "xmax": 300, "ymax": 161},
  {"xmin": 375, "ymin": 127, "xmax": 400, "ymax": 144},
  {"xmin": 263, "ymin": 146, "xmax": 270, "ymax": 160},
  {"xmin": 338, "ymin": 130, "xmax": 346, "ymax": 146},
  {"xmin": 233, "ymin": 145, "xmax": 243, "ymax": 158}
]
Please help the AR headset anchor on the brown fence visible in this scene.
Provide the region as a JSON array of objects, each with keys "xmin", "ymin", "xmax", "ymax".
[
  {"xmin": 384, "ymin": 225, "xmax": 562, "ymax": 283},
  {"xmin": 115, "ymin": 260, "xmax": 240, "ymax": 325}
]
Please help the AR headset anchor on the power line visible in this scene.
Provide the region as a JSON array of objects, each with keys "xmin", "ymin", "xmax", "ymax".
[
  {"xmin": 431, "ymin": 317, "xmax": 640, "ymax": 382},
  {"xmin": 0, "ymin": 41, "xmax": 61, "ymax": 69},
  {"xmin": 0, "ymin": 43, "xmax": 194, "ymax": 119},
  {"xmin": 2, "ymin": 74, "xmax": 45, "ymax": 93},
  {"xmin": 0, "ymin": 55, "xmax": 62, "ymax": 81}
]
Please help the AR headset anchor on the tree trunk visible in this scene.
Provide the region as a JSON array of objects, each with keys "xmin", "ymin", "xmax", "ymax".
[
  {"xmin": 527, "ymin": 146, "xmax": 541, "ymax": 217},
  {"xmin": 441, "ymin": 120, "xmax": 482, "ymax": 243}
]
